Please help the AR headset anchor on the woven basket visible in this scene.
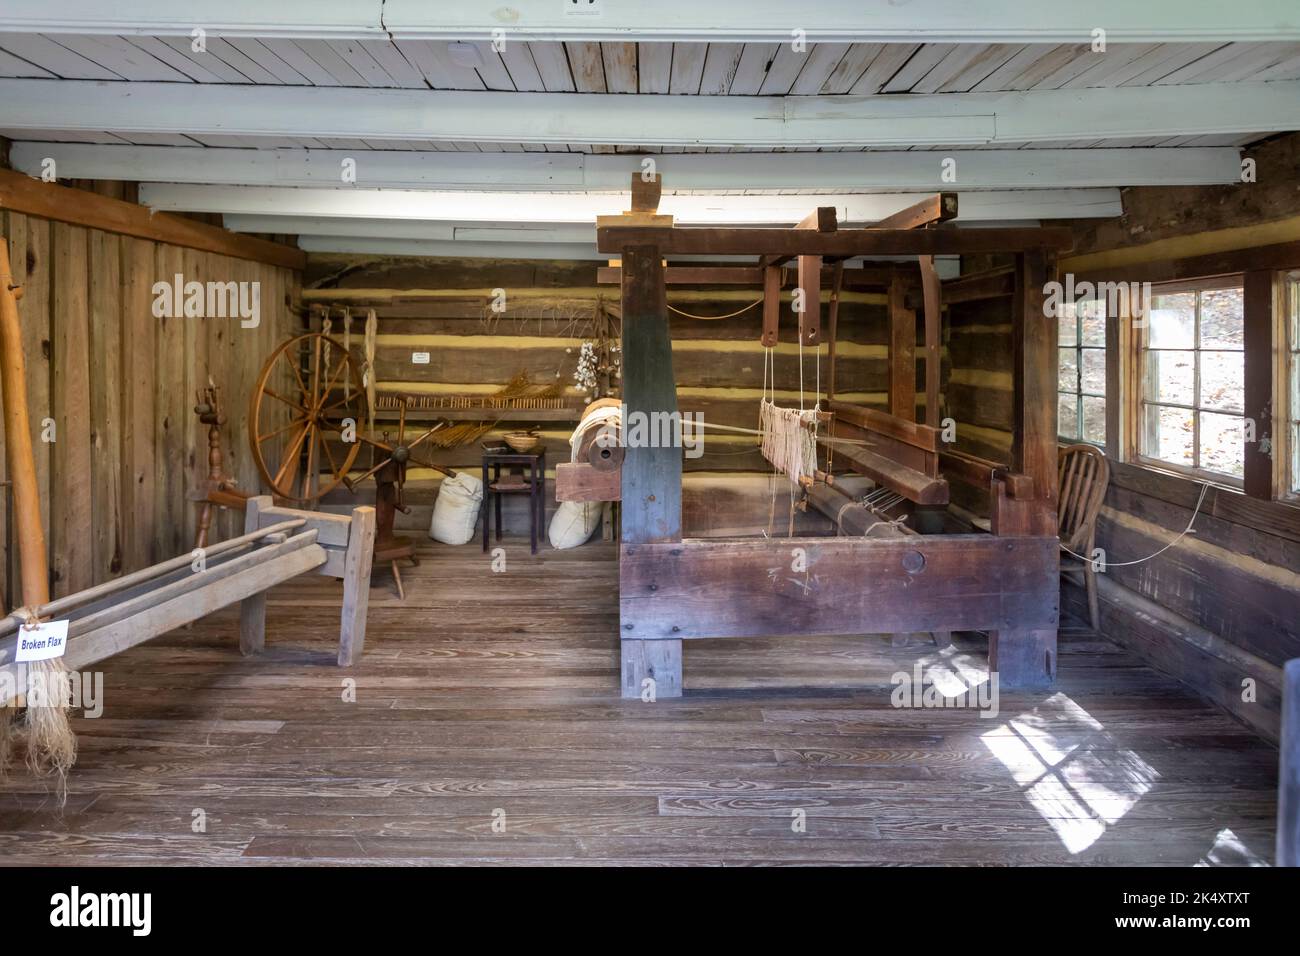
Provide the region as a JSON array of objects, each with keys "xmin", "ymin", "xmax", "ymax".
[{"xmin": 503, "ymin": 430, "xmax": 541, "ymax": 453}]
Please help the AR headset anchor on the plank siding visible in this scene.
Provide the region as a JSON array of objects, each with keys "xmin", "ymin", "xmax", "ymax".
[{"xmin": 0, "ymin": 211, "xmax": 299, "ymax": 605}]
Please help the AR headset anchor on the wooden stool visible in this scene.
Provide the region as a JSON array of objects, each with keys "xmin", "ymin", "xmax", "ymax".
[{"xmin": 481, "ymin": 450, "xmax": 546, "ymax": 555}]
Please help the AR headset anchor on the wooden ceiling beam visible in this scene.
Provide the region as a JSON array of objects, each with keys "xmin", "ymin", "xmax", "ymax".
[
  {"xmin": 0, "ymin": 168, "xmax": 304, "ymax": 270},
  {"xmin": 597, "ymin": 225, "xmax": 1074, "ymax": 257}
]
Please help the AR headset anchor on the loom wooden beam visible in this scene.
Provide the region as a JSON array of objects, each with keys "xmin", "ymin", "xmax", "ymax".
[
  {"xmin": 887, "ymin": 274, "xmax": 917, "ymax": 419},
  {"xmin": 816, "ymin": 435, "xmax": 949, "ymax": 505},
  {"xmin": 826, "ymin": 401, "xmax": 939, "ymax": 453},
  {"xmin": 919, "ymin": 255, "xmax": 943, "ymax": 428},
  {"xmin": 596, "ymin": 264, "xmax": 898, "ymax": 287},
  {"xmin": 618, "ymin": 243, "xmax": 682, "ymax": 698},
  {"xmin": 797, "ymin": 255, "xmax": 822, "ymax": 346},
  {"xmin": 597, "ymin": 226, "xmax": 1074, "ymax": 256},
  {"xmin": 0, "ymin": 168, "xmax": 304, "ymax": 270},
  {"xmin": 939, "ymin": 449, "xmax": 1034, "ymax": 499},
  {"xmin": 805, "ymin": 482, "xmax": 912, "ymax": 538},
  {"xmin": 556, "ymin": 461, "xmax": 622, "ymax": 502},
  {"xmin": 940, "ymin": 267, "xmax": 1016, "ymax": 304},
  {"xmin": 872, "ymin": 193, "xmax": 959, "ymax": 231},
  {"xmin": 761, "ymin": 264, "xmax": 781, "ymax": 347},
  {"xmin": 620, "ymin": 536, "xmax": 1058, "ymax": 640},
  {"xmin": 826, "ymin": 261, "xmax": 844, "ymax": 399}
]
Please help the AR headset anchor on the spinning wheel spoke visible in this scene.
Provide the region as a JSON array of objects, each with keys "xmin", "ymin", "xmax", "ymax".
[
  {"xmin": 319, "ymin": 352, "xmax": 350, "ymax": 404},
  {"xmin": 302, "ymin": 422, "xmax": 319, "ymax": 501},
  {"xmin": 273, "ymin": 423, "xmax": 310, "ymax": 488},
  {"xmin": 405, "ymin": 423, "xmax": 446, "ymax": 450},
  {"xmin": 320, "ymin": 432, "xmax": 344, "ymax": 481},
  {"xmin": 279, "ymin": 347, "xmax": 312, "ymax": 404},
  {"xmin": 262, "ymin": 386, "xmax": 311, "ymax": 416},
  {"xmin": 257, "ymin": 415, "xmax": 307, "ymax": 444},
  {"xmin": 349, "ymin": 456, "xmax": 391, "ymax": 487}
]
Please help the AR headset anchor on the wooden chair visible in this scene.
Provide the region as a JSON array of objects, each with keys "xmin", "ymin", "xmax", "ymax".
[{"xmin": 1058, "ymin": 443, "xmax": 1111, "ymax": 632}]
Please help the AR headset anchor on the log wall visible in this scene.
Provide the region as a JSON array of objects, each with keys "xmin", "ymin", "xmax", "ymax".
[
  {"xmin": 0, "ymin": 208, "xmax": 299, "ymax": 606},
  {"xmin": 947, "ymin": 135, "xmax": 1300, "ymax": 742},
  {"xmin": 305, "ymin": 255, "xmax": 930, "ymax": 537}
]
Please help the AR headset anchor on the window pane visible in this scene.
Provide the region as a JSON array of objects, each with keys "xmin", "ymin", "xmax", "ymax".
[
  {"xmin": 1199, "ymin": 287, "xmax": 1244, "ymax": 350},
  {"xmin": 1081, "ymin": 347, "xmax": 1106, "ymax": 395},
  {"xmin": 1080, "ymin": 308, "xmax": 1106, "ymax": 347},
  {"xmin": 1199, "ymin": 349, "xmax": 1245, "ymax": 413},
  {"xmin": 1145, "ymin": 349, "xmax": 1195, "ymax": 405},
  {"xmin": 1059, "ymin": 392, "xmax": 1079, "ymax": 438},
  {"xmin": 1149, "ymin": 291, "xmax": 1195, "ymax": 348},
  {"xmin": 1058, "ymin": 309, "xmax": 1077, "ymax": 347},
  {"xmin": 1058, "ymin": 348, "xmax": 1078, "ymax": 392},
  {"xmin": 1145, "ymin": 404, "xmax": 1194, "ymax": 466},
  {"xmin": 1199, "ymin": 411, "xmax": 1245, "ymax": 478},
  {"xmin": 1082, "ymin": 396, "xmax": 1106, "ymax": 445}
]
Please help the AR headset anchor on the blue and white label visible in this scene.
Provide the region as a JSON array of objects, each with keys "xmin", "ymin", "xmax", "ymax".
[{"xmin": 15, "ymin": 619, "xmax": 68, "ymax": 662}]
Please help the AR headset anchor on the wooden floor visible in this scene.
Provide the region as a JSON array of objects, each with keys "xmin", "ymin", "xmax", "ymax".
[{"xmin": 0, "ymin": 539, "xmax": 1279, "ymax": 865}]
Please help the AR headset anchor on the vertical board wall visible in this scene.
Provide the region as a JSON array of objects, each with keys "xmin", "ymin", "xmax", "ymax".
[{"xmin": 0, "ymin": 211, "xmax": 299, "ymax": 604}]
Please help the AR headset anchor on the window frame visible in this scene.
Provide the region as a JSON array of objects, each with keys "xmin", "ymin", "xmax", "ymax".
[
  {"xmin": 1133, "ymin": 275, "xmax": 1247, "ymax": 488},
  {"xmin": 1285, "ymin": 271, "xmax": 1300, "ymax": 500},
  {"xmin": 1057, "ymin": 297, "xmax": 1107, "ymax": 448}
]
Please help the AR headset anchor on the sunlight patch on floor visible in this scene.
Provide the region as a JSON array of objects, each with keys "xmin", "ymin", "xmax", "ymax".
[{"xmin": 981, "ymin": 692, "xmax": 1160, "ymax": 854}]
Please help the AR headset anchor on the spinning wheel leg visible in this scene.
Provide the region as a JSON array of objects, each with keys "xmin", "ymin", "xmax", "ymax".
[{"xmin": 390, "ymin": 560, "xmax": 405, "ymax": 601}]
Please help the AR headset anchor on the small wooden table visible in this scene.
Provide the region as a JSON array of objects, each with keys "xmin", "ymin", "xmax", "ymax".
[{"xmin": 482, "ymin": 450, "xmax": 546, "ymax": 554}]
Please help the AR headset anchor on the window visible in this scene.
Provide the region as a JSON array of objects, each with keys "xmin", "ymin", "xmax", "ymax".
[
  {"xmin": 1138, "ymin": 279, "xmax": 1245, "ymax": 483},
  {"xmin": 1058, "ymin": 299, "xmax": 1106, "ymax": 445},
  {"xmin": 1288, "ymin": 272, "xmax": 1300, "ymax": 496}
]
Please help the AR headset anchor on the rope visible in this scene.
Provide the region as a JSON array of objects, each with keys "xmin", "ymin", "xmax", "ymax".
[
  {"xmin": 14, "ymin": 606, "xmax": 42, "ymax": 630},
  {"xmin": 667, "ymin": 298, "xmax": 763, "ymax": 320},
  {"xmin": 1061, "ymin": 480, "xmax": 1210, "ymax": 569}
]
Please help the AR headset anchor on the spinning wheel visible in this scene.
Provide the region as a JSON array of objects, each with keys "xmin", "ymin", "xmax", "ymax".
[
  {"xmin": 250, "ymin": 332, "xmax": 366, "ymax": 504},
  {"xmin": 343, "ymin": 396, "xmax": 456, "ymax": 600}
]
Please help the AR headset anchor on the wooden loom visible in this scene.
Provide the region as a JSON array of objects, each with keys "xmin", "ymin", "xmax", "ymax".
[{"xmin": 593, "ymin": 179, "xmax": 1069, "ymax": 697}]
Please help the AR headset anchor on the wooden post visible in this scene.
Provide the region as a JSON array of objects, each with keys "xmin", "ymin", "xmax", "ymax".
[
  {"xmin": 619, "ymin": 244, "xmax": 683, "ymax": 699},
  {"xmin": 919, "ymin": 255, "xmax": 942, "ymax": 428},
  {"xmin": 888, "ymin": 273, "xmax": 916, "ymax": 420},
  {"xmin": 0, "ymin": 239, "xmax": 48, "ymax": 705},
  {"xmin": 761, "ymin": 264, "xmax": 781, "ymax": 347},
  {"xmin": 238, "ymin": 495, "xmax": 270, "ymax": 655},
  {"xmin": 1279, "ymin": 658, "xmax": 1300, "ymax": 867},
  {"xmin": 796, "ymin": 255, "xmax": 821, "ymax": 346},
  {"xmin": 990, "ymin": 250, "xmax": 1059, "ymax": 689},
  {"xmin": 337, "ymin": 505, "xmax": 376, "ymax": 666},
  {"xmin": 1242, "ymin": 269, "xmax": 1275, "ymax": 500},
  {"xmin": 826, "ymin": 261, "xmax": 844, "ymax": 400}
]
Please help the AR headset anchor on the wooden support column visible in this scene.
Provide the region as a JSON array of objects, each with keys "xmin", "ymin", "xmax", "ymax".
[
  {"xmin": 1243, "ymin": 269, "xmax": 1275, "ymax": 499},
  {"xmin": 888, "ymin": 273, "xmax": 916, "ymax": 419},
  {"xmin": 619, "ymin": 244, "xmax": 682, "ymax": 699},
  {"xmin": 826, "ymin": 261, "xmax": 844, "ymax": 399},
  {"xmin": 1280, "ymin": 657, "xmax": 1300, "ymax": 867},
  {"xmin": 238, "ymin": 495, "xmax": 270, "ymax": 656},
  {"xmin": 337, "ymin": 504, "xmax": 376, "ymax": 666},
  {"xmin": 918, "ymin": 255, "xmax": 942, "ymax": 428},
  {"xmin": 761, "ymin": 264, "xmax": 781, "ymax": 347},
  {"xmin": 797, "ymin": 255, "xmax": 821, "ymax": 346},
  {"xmin": 990, "ymin": 249, "xmax": 1059, "ymax": 689}
]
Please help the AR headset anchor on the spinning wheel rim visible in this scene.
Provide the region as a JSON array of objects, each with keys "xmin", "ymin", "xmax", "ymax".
[{"xmin": 249, "ymin": 332, "xmax": 366, "ymax": 503}]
